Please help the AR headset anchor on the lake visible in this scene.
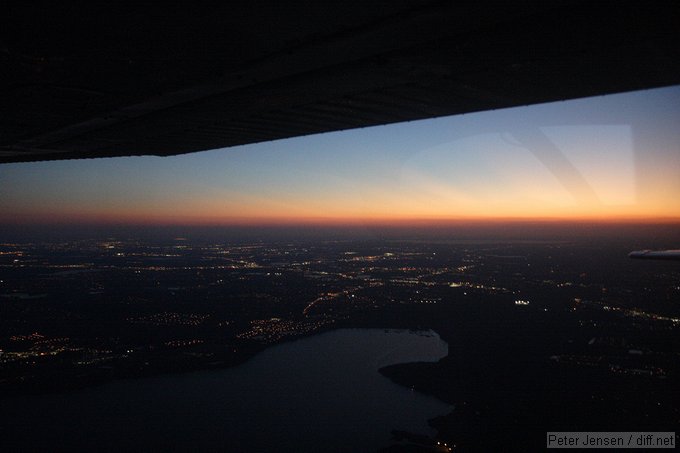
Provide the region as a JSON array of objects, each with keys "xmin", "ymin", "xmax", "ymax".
[{"xmin": 1, "ymin": 328, "xmax": 451, "ymax": 452}]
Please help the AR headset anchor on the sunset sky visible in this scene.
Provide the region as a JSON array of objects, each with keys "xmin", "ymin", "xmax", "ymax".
[{"xmin": 1, "ymin": 85, "xmax": 679, "ymax": 226}]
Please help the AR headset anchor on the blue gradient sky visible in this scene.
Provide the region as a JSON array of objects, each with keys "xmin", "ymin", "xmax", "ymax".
[{"xmin": 1, "ymin": 85, "xmax": 679, "ymax": 225}]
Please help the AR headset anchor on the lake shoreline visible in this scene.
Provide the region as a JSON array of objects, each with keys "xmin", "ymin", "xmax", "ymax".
[{"xmin": 0, "ymin": 328, "xmax": 452, "ymax": 453}]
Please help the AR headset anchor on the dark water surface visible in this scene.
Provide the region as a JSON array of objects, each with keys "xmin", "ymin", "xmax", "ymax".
[{"xmin": 1, "ymin": 329, "xmax": 451, "ymax": 452}]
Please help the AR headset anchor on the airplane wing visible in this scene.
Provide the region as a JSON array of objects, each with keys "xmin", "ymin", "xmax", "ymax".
[{"xmin": 628, "ymin": 250, "xmax": 680, "ymax": 261}]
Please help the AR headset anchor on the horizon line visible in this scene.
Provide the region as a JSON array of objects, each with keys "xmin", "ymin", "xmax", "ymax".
[{"xmin": 3, "ymin": 216, "xmax": 680, "ymax": 229}]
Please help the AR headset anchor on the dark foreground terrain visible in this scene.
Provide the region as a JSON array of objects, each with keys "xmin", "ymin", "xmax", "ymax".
[{"xmin": 1, "ymin": 227, "xmax": 679, "ymax": 451}]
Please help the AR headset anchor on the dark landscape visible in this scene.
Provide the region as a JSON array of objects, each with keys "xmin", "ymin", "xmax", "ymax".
[{"xmin": 1, "ymin": 224, "xmax": 678, "ymax": 451}]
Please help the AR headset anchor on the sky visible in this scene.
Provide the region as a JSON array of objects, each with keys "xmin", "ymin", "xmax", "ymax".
[{"xmin": 1, "ymin": 85, "xmax": 680, "ymax": 227}]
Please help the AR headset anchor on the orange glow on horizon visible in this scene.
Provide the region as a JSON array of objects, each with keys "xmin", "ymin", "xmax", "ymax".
[
  {"xmin": 5, "ymin": 207, "xmax": 680, "ymax": 228},
  {"xmin": 5, "ymin": 177, "xmax": 679, "ymax": 227}
]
